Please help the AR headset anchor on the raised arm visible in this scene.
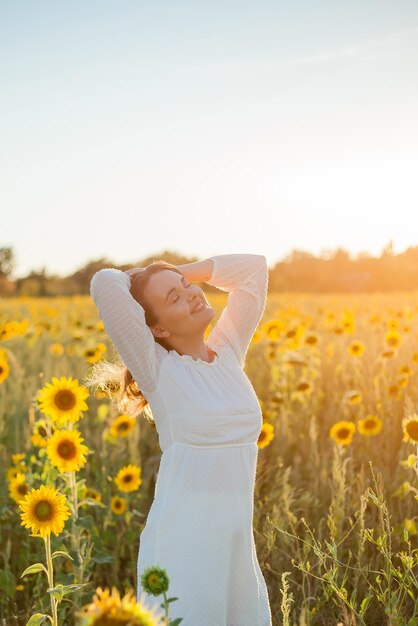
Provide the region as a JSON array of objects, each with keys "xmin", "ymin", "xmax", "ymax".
[
  {"xmin": 204, "ymin": 253, "xmax": 268, "ymax": 369},
  {"xmin": 90, "ymin": 268, "xmax": 161, "ymax": 395}
]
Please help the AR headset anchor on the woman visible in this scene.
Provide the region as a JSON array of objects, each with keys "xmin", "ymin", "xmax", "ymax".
[{"xmin": 87, "ymin": 253, "xmax": 272, "ymax": 626}]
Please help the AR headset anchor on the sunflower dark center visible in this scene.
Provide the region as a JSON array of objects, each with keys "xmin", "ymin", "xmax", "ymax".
[
  {"xmin": 406, "ymin": 421, "xmax": 418, "ymax": 441},
  {"xmin": 57, "ymin": 440, "xmax": 76, "ymax": 459},
  {"xmin": 123, "ymin": 474, "xmax": 133, "ymax": 483},
  {"xmin": 364, "ymin": 420, "xmax": 376, "ymax": 430},
  {"xmin": 54, "ymin": 390, "xmax": 76, "ymax": 411},
  {"xmin": 18, "ymin": 484, "xmax": 28, "ymax": 495},
  {"xmin": 117, "ymin": 422, "xmax": 129, "ymax": 432},
  {"xmin": 338, "ymin": 428, "xmax": 350, "ymax": 439},
  {"xmin": 0, "ymin": 366, "xmax": 4, "ymax": 374},
  {"xmin": 34, "ymin": 500, "xmax": 53, "ymax": 521}
]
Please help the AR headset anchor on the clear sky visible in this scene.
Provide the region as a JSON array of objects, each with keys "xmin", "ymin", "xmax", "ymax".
[{"xmin": 2, "ymin": 1, "xmax": 418, "ymax": 278}]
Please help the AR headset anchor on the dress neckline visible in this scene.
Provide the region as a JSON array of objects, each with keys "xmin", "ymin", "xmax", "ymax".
[{"xmin": 168, "ymin": 342, "xmax": 220, "ymax": 367}]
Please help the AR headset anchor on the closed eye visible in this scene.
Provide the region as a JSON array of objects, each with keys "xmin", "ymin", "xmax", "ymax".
[{"xmin": 173, "ymin": 282, "xmax": 192, "ymax": 303}]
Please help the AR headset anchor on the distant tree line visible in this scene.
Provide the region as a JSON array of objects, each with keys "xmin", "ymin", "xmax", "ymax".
[{"xmin": 1, "ymin": 240, "xmax": 418, "ymax": 297}]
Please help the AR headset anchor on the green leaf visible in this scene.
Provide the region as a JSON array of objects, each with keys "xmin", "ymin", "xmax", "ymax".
[
  {"xmin": 77, "ymin": 514, "xmax": 94, "ymax": 529},
  {"xmin": 168, "ymin": 618, "xmax": 184, "ymax": 625},
  {"xmin": 359, "ymin": 595, "xmax": 372, "ymax": 616},
  {"xmin": 51, "ymin": 550, "xmax": 73, "ymax": 561},
  {"xmin": 47, "ymin": 584, "xmax": 64, "ymax": 602},
  {"xmin": 25, "ymin": 614, "xmax": 50, "ymax": 626},
  {"xmin": 48, "ymin": 582, "xmax": 90, "ymax": 601},
  {"xmin": 21, "ymin": 563, "xmax": 48, "ymax": 578},
  {"xmin": 92, "ymin": 549, "xmax": 114, "ymax": 564},
  {"xmin": 78, "ymin": 498, "xmax": 106, "ymax": 508}
]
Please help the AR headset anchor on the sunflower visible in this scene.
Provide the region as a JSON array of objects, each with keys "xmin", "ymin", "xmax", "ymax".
[
  {"xmin": 266, "ymin": 344, "xmax": 279, "ymax": 363},
  {"xmin": 111, "ymin": 495, "xmax": 127, "ymax": 515},
  {"xmin": 399, "ymin": 453, "xmax": 418, "ymax": 469},
  {"xmin": 270, "ymin": 392, "xmax": 284, "ymax": 406},
  {"xmin": 296, "ymin": 380, "xmax": 312, "ymax": 393},
  {"xmin": 84, "ymin": 487, "xmax": 102, "ymax": 503},
  {"xmin": 110, "ymin": 415, "xmax": 136, "ymax": 438},
  {"xmin": 76, "ymin": 585, "xmax": 163, "ymax": 626},
  {"xmin": 381, "ymin": 349, "xmax": 395, "ymax": 359},
  {"xmin": 83, "ymin": 345, "xmax": 105, "ymax": 364},
  {"xmin": 398, "ymin": 375, "xmax": 410, "ymax": 389},
  {"xmin": 357, "ymin": 414, "xmax": 383, "ymax": 436},
  {"xmin": 386, "ymin": 318, "xmax": 399, "ymax": 330},
  {"xmin": 384, "ymin": 329, "xmax": 401, "ymax": 348},
  {"xmin": 9, "ymin": 456, "xmax": 26, "ymax": 474},
  {"xmin": 7, "ymin": 466, "xmax": 22, "ymax": 481},
  {"xmin": 257, "ymin": 422, "xmax": 275, "ymax": 449},
  {"xmin": 329, "ymin": 420, "xmax": 356, "ymax": 446},
  {"xmin": 94, "ymin": 387, "xmax": 108, "ymax": 400},
  {"xmin": 11, "ymin": 453, "xmax": 25, "ymax": 465},
  {"xmin": 114, "ymin": 464, "xmax": 142, "ymax": 493},
  {"xmin": 30, "ymin": 420, "xmax": 50, "ymax": 448},
  {"xmin": 31, "ymin": 433, "xmax": 48, "ymax": 448},
  {"xmin": 347, "ymin": 340, "xmax": 365, "ymax": 357},
  {"xmin": 49, "ymin": 342, "xmax": 65, "ymax": 356},
  {"xmin": 402, "ymin": 414, "xmax": 418, "ymax": 444},
  {"xmin": 305, "ymin": 333, "xmax": 319, "ymax": 347},
  {"xmin": 0, "ymin": 355, "xmax": 10, "ymax": 384},
  {"xmin": 37, "ymin": 376, "xmax": 89, "ymax": 425},
  {"xmin": 141, "ymin": 566, "xmax": 169, "ymax": 596},
  {"xmin": 262, "ymin": 320, "xmax": 284, "ymax": 341},
  {"xmin": 345, "ymin": 390, "xmax": 362, "ymax": 405},
  {"xmin": 9, "ymin": 473, "xmax": 30, "ymax": 503},
  {"xmin": 341, "ymin": 313, "xmax": 354, "ymax": 334},
  {"xmin": 46, "ymin": 429, "xmax": 90, "ymax": 473},
  {"xmin": 388, "ymin": 383, "xmax": 402, "ymax": 399},
  {"xmin": 19, "ymin": 484, "xmax": 71, "ymax": 538}
]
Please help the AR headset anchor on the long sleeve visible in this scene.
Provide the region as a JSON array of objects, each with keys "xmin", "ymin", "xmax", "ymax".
[
  {"xmin": 205, "ymin": 254, "xmax": 268, "ymax": 369},
  {"xmin": 90, "ymin": 268, "xmax": 161, "ymax": 395}
]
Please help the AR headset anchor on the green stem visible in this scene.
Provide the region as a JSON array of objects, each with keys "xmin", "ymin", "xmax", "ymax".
[
  {"xmin": 44, "ymin": 534, "xmax": 58, "ymax": 626},
  {"xmin": 69, "ymin": 470, "xmax": 78, "ymax": 521},
  {"xmin": 162, "ymin": 591, "xmax": 169, "ymax": 623},
  {"xmin": 69, "ymin": 470, "xmax": 83, "ymax": 590}
]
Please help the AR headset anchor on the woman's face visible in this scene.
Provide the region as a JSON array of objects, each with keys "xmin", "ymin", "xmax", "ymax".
[{"xmin": 144, "ymin": 270, "xmax": 215, "ymax": 341}]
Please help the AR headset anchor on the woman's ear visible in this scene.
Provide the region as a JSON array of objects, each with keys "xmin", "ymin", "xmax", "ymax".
[{"xmin": 150, "ymin": 324, "xmax": 170, "ymax": 339}]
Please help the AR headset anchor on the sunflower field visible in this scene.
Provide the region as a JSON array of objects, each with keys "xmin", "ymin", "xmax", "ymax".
[{"xmin": 1, "ymin": 290, "xmax": 418, "ymax": 625}]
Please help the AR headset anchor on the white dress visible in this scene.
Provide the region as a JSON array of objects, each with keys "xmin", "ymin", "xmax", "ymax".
[{"xmin": 90, "ymin": 253, "xmax": 272, "ymax": 626}]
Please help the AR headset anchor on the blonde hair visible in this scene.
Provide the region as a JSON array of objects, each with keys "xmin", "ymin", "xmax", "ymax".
[{"xmin": 84, "ymin": 260, "xmax": 183, "ymax": 422}]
